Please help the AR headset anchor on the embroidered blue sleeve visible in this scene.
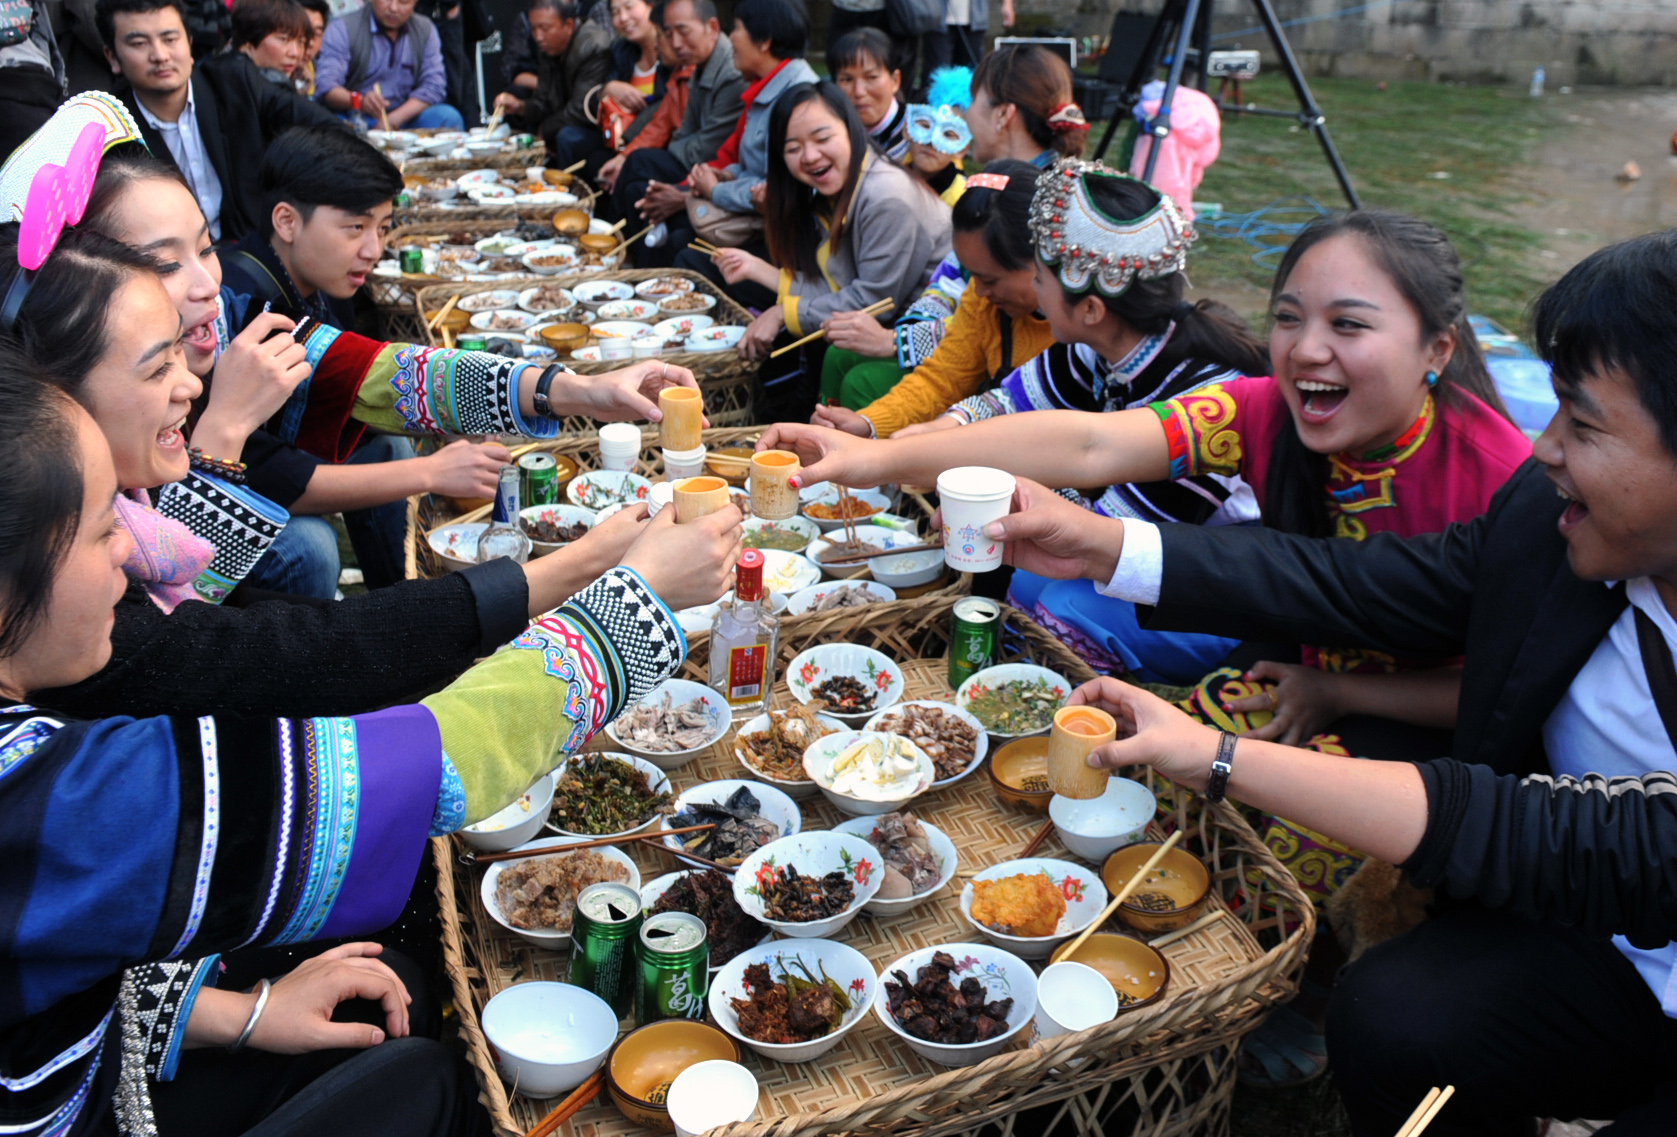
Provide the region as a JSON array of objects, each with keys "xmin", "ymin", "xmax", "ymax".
[{"xmin": 430, "ymin": 752, "xmax": 468, "ymax": 837}]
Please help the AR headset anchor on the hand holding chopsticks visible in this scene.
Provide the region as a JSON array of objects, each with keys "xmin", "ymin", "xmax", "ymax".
[{"xmin": 769, "ymin": 297, "xmax": 895, "ymax": 360}]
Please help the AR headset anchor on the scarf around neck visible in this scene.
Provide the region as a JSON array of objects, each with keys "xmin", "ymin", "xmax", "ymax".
[{"xmin": 113, "ymin": 489, "xmax": 215, "ymax": 613}]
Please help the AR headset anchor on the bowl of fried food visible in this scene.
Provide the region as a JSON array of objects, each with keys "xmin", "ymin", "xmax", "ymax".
[
  {"xmin": 784, "ymin": 642, "xmax": 904, "ymax": 725},
  {"xmin": 708, "ymin": 938, "xmax": 876, "ymax": 1063},
  {"xmin": 605, "ymin": 678, "xmax": 730, "ymax": 770},
  {"xmin": 875, "ymin": 944, "xmax": 1038, "ymax": 1067},
  {"xmin": 735, "ymin": 706, "xmax": 844, "ymax": 799},
  {"xmin": 732, "ymin": 831, "xmax": 883, "ymax": 939},
  {"xmin": 958, "ymin": 857, "xmax": 1108, "ymax": 960},
  {"xmin": 517, "ymin": 503, "xmax": 596, "ymax": 557},
  {"xmin": 480, "ymin": 835, "xmax": 642, "ymax": 949}
]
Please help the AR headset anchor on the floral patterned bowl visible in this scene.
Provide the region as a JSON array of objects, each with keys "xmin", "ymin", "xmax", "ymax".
[
  {"xmin": 874, "ymin": 943, "xmax": 1039, "ymax": 1066},
  {"xmin": 731, "ymin": 831, "xmax": 884, "ymax": 939},
  {"xmin": 955, "ymin": 663, "xmax": 1072, "ymax": 742},
  {"xmin": 958, "ymin": 857, "xmax": 1109, "ymax": 960},
  {"xmin": 566, "ymin": 470, "xmax": 652, "ymax": 510},
  {"xmin": 801, "ymin": 730, "xmax": 933, "ymax": 817},
  {"xmin": 706, "ymin": 938, "xmax": 877, "ymax": 1063},
  {"xmin": 784, "ymin": 643, "xmax": 904, "ymax": 726}
]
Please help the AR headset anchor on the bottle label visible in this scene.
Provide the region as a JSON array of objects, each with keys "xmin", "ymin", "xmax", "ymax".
[{"xmin": 725, "ymin": 645, "xmax": 766, "ymax": 702}]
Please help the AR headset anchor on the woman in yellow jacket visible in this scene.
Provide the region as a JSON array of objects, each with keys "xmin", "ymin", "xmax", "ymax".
[{"xmin": 814, "ymin": 159, "xmax": 1057, "ymax": 437}]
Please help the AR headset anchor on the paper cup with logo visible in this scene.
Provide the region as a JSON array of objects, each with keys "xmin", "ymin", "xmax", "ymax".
[
  {"xmin": 663, "ymin": 444, "xmax": 708, "ymax": 481},
  {"xmin": 1046, "ymin": 705, "xmax": 1117, "ymax": 800},
  {"xmin": 936, "ymin": 466, "xmax": 1016, "ymax": 572},
  {"xmin": 597, "ymin": 422, "xmax": 642, "ymax": 472},
  {"xmin": 667, "ymin": 1060, "xmax": 758, "ymax": 1137},
  {"xmin": 1029, "ymin": 961, "xmax": 1119, "ymax": 1046},
  {"xmin": 673, "ymin": 475, "xmax": 731, "ymax": 524},
  {"xmin": 750, "ymin": 449, "xmax": 801, "ymax": 520},
  {"xmin": 659, "ymin": 386, "xmax": 704, "ymax": 451},
  {"xmin": 599, "ymin": 336, "xmax": 633, "ymax": 361}
]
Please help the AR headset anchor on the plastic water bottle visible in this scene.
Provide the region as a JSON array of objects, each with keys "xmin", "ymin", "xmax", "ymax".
[{"xmin": 1530, "ymin": 66, "xmax": 1545, "ymax": 97}]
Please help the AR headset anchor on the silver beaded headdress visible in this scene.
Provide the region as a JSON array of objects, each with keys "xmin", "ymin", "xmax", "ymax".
[{"xmin": 1028, "ymin": 157, "xmax": 1195, "ymax": 298}]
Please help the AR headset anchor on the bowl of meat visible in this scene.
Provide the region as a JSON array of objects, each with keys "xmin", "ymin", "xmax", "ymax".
[
  {"xmin": 656, "ymin": 292, "xmax": 716, "ymax": 317},
  {"xmin": 956, "ymin": 663, "xmax": 1072, "ymax": 742},
  {"xmin": 459, "ymin": 772, "xmax": 555, "ymax": 852},
  {"xmin": 958, "ymin": 858, "xmax": 1108, "ymax": 960},
  {"xmin": 658, "ymin": 780, "xmax": 800, "ymax": 870},
  {"xmin": 469, "ymin": 308, "xmax": 537, "ymax": 332},
  {"xmin": 640, "ymin": 868, "xmax": 771, "ymax": 971},
  {"xmin": 785, "ymin": 643, "xmax": 903, "ymax": 725},
  {"xmin": 734, "ymin": 706, "xmax": 846, "ymax": 799},
  {"xmin": 708, "ymin": 938, "xmax": 877, "ymax": 1064},
  {"xmin": 604, "ymin": 679, "xmax": 730, "ymax": 769},
  {"xmin": 865, "ymin": 701, "xmax": 989, "ymax": 788},
  {"xmin": 799, "ymin": 486, "xmax": 892, "ymax": 534},
  {"xmin": 480, "ymin": 835, "xmax": 642, "ymax": 949},
  {"xmin": 784, "ymin": 581, "xmax": 897, "ymax": 615},
  {"xmin": 521, "ymin": 246, "xmax": 579, "ymax": 275},
  {"xmin": 875, "ymin": 944, "xmax": 1038, "ymax": 1067},
  {"xmin": 547, "ymin": 752, "xmax": 673, "ymax": 840},
  {"xmin": 802, "ymin": 730, "xmax": 934, "ymax": 818},
  {"xmin": 832, "ymin": 811, "xmax": 958, "ymax": 915},
  {"xmin": 732, "ymin": 831, "xmax": 883, "ymax": 939},
  {"xmin": 518, "ymin": 504, "xmax": 596, "ymax": 557}
]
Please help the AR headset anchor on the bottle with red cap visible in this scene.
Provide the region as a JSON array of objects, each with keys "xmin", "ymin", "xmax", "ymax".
[{"xmin": 708, "ymin": 548, "xmax": 779, "ymax": 716}]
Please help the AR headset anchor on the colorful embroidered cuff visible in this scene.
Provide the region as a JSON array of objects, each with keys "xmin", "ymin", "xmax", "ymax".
[
  {"xmin": 121, "ymin": 957, "xmax": 222, "ymax": 1082},
  {"xmin": 561, "ymin": 566, "xmax": 687, "ymax": 713},
  {"xmin": 154, "ymin": 473, "xmax": 291, "ymax": 603},
  {"xmin": 377, "ymin": 345, "xmax": 558, "ymax": 439},
  {"xmin": 896, "ymin": 317, "xmax": 946, "ymax": 369},
  {"xmin": 274, "ymin": 322, "xmax": 347, "ymax": 443},
  {"xmin": 1150, "ymin": 384, "xmax": 1242, "ymax": 480},
  {"xmin": 431, "ymin": 752, "xmax": 467, "ymax": 837},
  {"xmin": 949, "ymin": 389, "xmax": 1012, "ymax": 424}
]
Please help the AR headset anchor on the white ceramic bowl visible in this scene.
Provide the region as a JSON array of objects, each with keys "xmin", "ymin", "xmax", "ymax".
[
  {"xmin": 707, "ymin": 938, "xmax": 877, "ymax": 1063},
  {"xmin": 805, "ymin": 529, "xmax": 922, "ymax": 580},
  {"xmin": 482, "ymin": 981, "xmax": 618, "ymax": 1097},
  {"xmin": 417, "ymin": 181, "xmax": 460, "ymax": 202},
  {"xmin": 659, "ymin": 778, "xmax": 801, "ymax": 869},
  {"xmin": 799, "ymin": 487, "xmax": 892, "ymax": 534},
  {"xmin": 566, "ymin": 469, "xmax": 653, "ymax": 510},
  {"xmin": 755, "ymin": 549, "xmax": 821, "ymax": 598},
  {"xmin": 467, "ymin": 184, "xmax": 517, "ymax": 202},
  {"xmin": 733, "ymin": 831, "xmax": 883, "ymax": 939},
  {"xmin": 958, "ymin": 857, "xmax": 1108, "ymax": 960},
  {"xmin": 603, "ymin": 678, "xmax": 731, "ymax": 769},
  {"xmin": 549, "ymin": 753, "xmax": 672, "ymax": 839},
  {"xmin": 956, "ymin": 663, "xmax": 1073, "ymax": 742},
  {"xmin": 657, "ymin": 292, "xmax": 718, "ymax": 317},
  {"xmin": 522, "ymin": 247, "xmax": 578, "ymax": 275},
  {"xmin": 517, "ymin": 284, "xmax": 575, "ymax": 317},
  {"xmin": 465, "ymin": 138, "xmax": 506, "ymax": 156},
  {"xmin": 592, "ymin": 319, "xmax": 656, "ymax": 340},
  {"xmin": 459, "ymin": 288, "xmax": 522, "ymax": 311},
  {"xmin": 572, "ymin": 279, "xmax": 636, "ymax": 310},
  {"xmin": 875, "ymin": 944, "xmax": 1038, "ymax": 1066},
  {"xmin": 570, "ymin": 345, "xmax": 602, "ymax": 362},
  {"xmin": 639, "ymin": 871, "xmax": 771, "ymax": 969},
  {"xmin": 802, "ymin": 730, "xmax": 934, "ymax": 817},
  {"xmin": 518, "ymin": 504, "xmax": 596, "ymax": 557},
  {"xmin": 634, "ymin": 275, "xmax": 696, "ymax": 299},
  {"xmin": 596, "ymin": 298, "xmax": 661, "ymax": 322},
  {"xmin": 514, "ymin": 190, "xmax": 575, "ymax": 206},
  {"xmin": 741, "ymin": 515, "xmax": 820, "ymax": 555},
  {"xmin": 469, "ymin": 309, "xmax": 537, "ymax": 332},
  {"xmin": 1049, "ymin": 777, "xmax": 1158, "ymax": 865},
  {"xmin": 785, "ymin": 642, "xmax": 905, "ymax": 724},
  {"xmin": 865, "ymin": 700, "xmax": 990, "ymax": 789},
  {"xmin": 460, "ymin": 773, "xmax": 555, "ymax": 852},
  {"xmin": 505, "ymin": 238, "xmax": 557, "ymax": 257},
  {"xmin": 652, "ymin": 314, "xmax": 715, "ymax": 340},
  {"xmin": 427, "ymin": 521, "xmax": 487, "ymax": 571},
  {"xmin": 869, "ymin": 548, "xmax": 946, "ymax": 589},
  {"xmin": 686, "ymin": 324, "xmax": 745, "ymax": 353},
  {"xmin": 479, "ymin": 835, "xmax": 642, "ymax": 949},
  {"xmin": 785, "ymin": 580, "xmax": 898, "ymax": 616},
  {"xmin": 733, "ymin": 711, "xmax": 846, "ymax": 799},
  {"xmin": 831, "ymin": 814, "xmax": 959, "ymax": 915}
]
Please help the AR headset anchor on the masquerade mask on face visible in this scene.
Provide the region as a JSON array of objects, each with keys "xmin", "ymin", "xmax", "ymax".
[
  {"xmin": 1028, "ymin": 157, "xmax": 1195, "ymax": 299},
  {"xmin": 907, "ymin": 104, "xmax": 972, "ymax": 154}
]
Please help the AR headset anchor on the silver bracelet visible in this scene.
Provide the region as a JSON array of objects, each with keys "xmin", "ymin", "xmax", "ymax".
[{"xmin": 228, "ymin": 978, "xmax": 272, "ymax": 1053}]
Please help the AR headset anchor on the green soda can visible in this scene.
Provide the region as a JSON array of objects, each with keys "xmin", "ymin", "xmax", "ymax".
[
  {"xmin": 512, "ymin": 133, "xmax": 536, "ymax": 149},
  {"xmin": 568, "ymin": 882, "xmax": 642, "ymax": 1016},
  {"xmin": 518, "ymin": 452, "xmax": 559, "ymax": 506},
  {"xmin": 633, "ymin": 911, "xmax": 708, "ymax": 1025},
  {"xmin": 949, "ymin": 596, "xmax": 1000, "ymax": 690},
  {"xmin": 398, "ymin": 246, "xmax": 424, "ymax": 274},
  {"xmin": 393, "ymin": 190, "xmax": 413, "ymax": 209},
  {"xmin": 457, "ymin": 333, "xmax": 488, "ymax": 352}
]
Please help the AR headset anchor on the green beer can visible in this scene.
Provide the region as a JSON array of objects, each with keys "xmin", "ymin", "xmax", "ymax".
[
  {"xmin": 633, "ymin": 911, "xmax": 708, "ymax": 1025},
  {"xmin": 398, "ymin": 246, "xmax": 424, "ymax": 274},
  {"xmin": 518, "ymin": 452, "xmax": 559, "ymax": 506},
  {"xmin": 569, "ymin": 882, "xmax": 641, "ymax": 1016},
  {"xmin": 457, "ymin": 334, "xmax": 488, "ymax": 352},
  {"xmin": 949, "ymin": 597, "xmax": 1000, "ymax": 690}
]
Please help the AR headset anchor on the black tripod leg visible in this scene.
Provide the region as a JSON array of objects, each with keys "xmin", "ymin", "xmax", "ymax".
[
  {"xmin": 1095, "ymin": 0, "xmax": 1181, "ymax": 162},
  {"xmin": 1142, "ymin": 0, "xmax": 1202, "ymax": 183},
  {"xmin": 1248, "ymin": 0, "xmax": 1361, "ymax": 208}
]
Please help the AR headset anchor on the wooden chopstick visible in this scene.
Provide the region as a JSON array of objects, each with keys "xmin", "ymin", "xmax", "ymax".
[
  {"xmin": 1019, "ymin": 817, "xmax": 1055, "ymax": 858},
  {"xmin": 613, "ymin": 223, "xmax": 653, "ymax": 258},
  {"xmin": 1147, "ymin": 908, "xmax": 1225, "ymax": 949},
  {"xmin": 561, "ymin": 158, "xmax": 587, "ymax": 174},
  {"xmin": 1392, "ymin": 1088, "xmax": 1441, "ymax": 1137},
  {"xmin": 1054, "ymin": 831, "xmax": 1184, "ymax": 964},
  {"xmin": 523, "ymin": 1070, "xmax": 605, "ymax": 1137},
  {"xmin": 463, "ymin": 823, "xmax": 716, "ymax": 866},
  {"xmin": 607, "ymin": 217, "xmax": 627, "ymax": 233},
  {"xmin": 484, "ymin": 103, "xmax": 504, "ymax": 136},
  {"xmin": 636, "ymin": 834, "xmax": 732, "ymax": 874},
  {"xmin": 1397, "ymin": 1086, "xmax": 1455, "ymax": 1137},
  {"xmin": 768, "ymin": 297, "xmax": 895, "ymax": 359},
  {"xmin": 426, "ymin": 293, "xmax": 462, "ymax": 333},
  {"xmin": 689, "ymin": 238, "xmax": 722, "ymax": 254},
  {"xmin": 372, "ymin": 82, "xmax": 391, "ymax": 133},
  {"xmin": 837, "ymin": 485, "xmax": 859, "ymax": 555},
  {"xmin": 817, "ymin": 542, "xmax": 942, "ymax": 567}
]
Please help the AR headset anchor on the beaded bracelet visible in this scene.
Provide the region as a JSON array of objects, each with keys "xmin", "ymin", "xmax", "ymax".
[{"xmin": 189, "ymin": 447, "xmax": 249, "ymax": 484}]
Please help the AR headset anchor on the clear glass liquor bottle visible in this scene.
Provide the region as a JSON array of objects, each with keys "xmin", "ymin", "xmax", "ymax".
[
  {"xmin": 708, "ymin": 549, "xmax": 778, "ymax": 717},
  {"xmin": 476, "ymin": 466, "xmax": 532, "ymax": 564}
]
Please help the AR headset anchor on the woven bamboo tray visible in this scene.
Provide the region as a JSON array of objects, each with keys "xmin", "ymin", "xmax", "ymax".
[
  {"xmin": 400, "ymin": 143, "xmax": 547, "ymax": 176},
  {"xmin": 434, "ymin": 599, "xmax": 1314, "ymax": 1137}
]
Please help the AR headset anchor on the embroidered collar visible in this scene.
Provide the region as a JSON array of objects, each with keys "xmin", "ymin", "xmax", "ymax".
[
  {"xmin": 1094, "ymin": 320, "xmax": 1174, "ymax": 403},
  {"xmin": 1351, "ymin": 393, "xmax": 1435, "ymax": 466}
]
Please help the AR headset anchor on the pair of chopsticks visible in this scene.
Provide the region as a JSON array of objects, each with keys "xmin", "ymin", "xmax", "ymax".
[
  {"xmin": 1054, "ymin": 831, "xmax": 1184, "ymax": 964},
  {"xmin": 836, "ymin": 486, "xmax": 861, "ymax": 557},
  {"xmin": 637, "ymin": 834, "xmax": 732, "ymax": 874},
  {"xmin": 1395, "ymin": 1086, "xmax": 1456, "ymax": 1137},
  {"xmin": 613, "ymin": 222, "xmax": 652, "ymax": 259},
  {"xmin": 484, "ymin": 102, "xmax": 504, "ymax": 136},
  {"xmin": 818, "ymin": 541, "xmax": 941, "ymax": 568},
  {"xmin": 426, "ymin": 293, "xmax": 462, "ymax": 334},
  {"xmin": 523, "ymin": 1070, "xmax": 604, "ymax": 1137},
  {"xmin": 461, "ymin": 822, "xmax": 715, "ymax": 866},
  {"xmin": 371, "ymin": 82, "xmax": 391, "ymax": 133},
  {"xmin": 769, "ymin": 296, "xmax": 894, "ymax": 360},
  {"xmin": 690, "ymin": 238, "xmax": 723, "ymax": 259}
]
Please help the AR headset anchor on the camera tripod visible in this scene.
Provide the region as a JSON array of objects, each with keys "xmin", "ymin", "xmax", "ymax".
[{"xmin": 1092, "ymin": 0, "xmax": 1361, "ymax": 209}]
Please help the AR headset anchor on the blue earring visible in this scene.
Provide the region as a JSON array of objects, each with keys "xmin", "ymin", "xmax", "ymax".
[{"xmin": 1425, "ymin": 370, "xmax": 1439, "ymax": 388}]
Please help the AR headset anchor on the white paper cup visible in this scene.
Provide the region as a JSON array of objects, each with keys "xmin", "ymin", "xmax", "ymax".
[
  {"xmin": 647, "ymin": 480, "xmax": 675, "ymax": 517},
  {"xmin": 597, "ymin": 422, "xmax": 642, "ymax": 472},
  {"xmin": 667, "ymin": 1060, "xmax": 758, "ymax": 1137},
  {"xmin": 1030, "ymin": 961, "xmax": 1119, "ymax": 1046},
  {"xmin": 599, "ymin": 336, "xmax": 633, "ymax": 361},
  {"xmin": 936, "ymin": 466, "xmax": 1016, "ymax": 572},
  {"xmin": 663, "ymin": 444, "xmax": 708, "ymax": 480},
  {"xmin": 632, "ymin": 337, "xmax": 664, "ymax": 358},
  {"xmin": 525, "ymin": 165, "xmax": 546, "ymax": 183}
]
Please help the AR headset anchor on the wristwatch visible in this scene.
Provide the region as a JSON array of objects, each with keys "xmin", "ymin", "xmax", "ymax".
[
  {"xmin": 532, "ymin": 363, "xmax": 568, "ymax": 420},
  {"xmin": 1204, "ymin": 730, "xmax": 1238, "ymax": 804}
]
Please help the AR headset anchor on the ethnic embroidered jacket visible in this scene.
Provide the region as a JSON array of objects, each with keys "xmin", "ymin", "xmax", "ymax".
[{"xmin": 0, "ymin": 567, "xmax": 683, "ymax": 1137}]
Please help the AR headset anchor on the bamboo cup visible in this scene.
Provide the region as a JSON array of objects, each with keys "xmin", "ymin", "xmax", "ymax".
[
  {"xmin": 1045, "ymin": 706, "xmax": 1118, "ymax": 800},
  {"xmin": 659, "ymin": 387, "xmax": 704, "ymax": 451},
  {"xmin": 672, "ymin": 476, "xmax": 732, "ymax": 524},
  {"xmin": 749, "ymin": 450, "xmax": 801, "ymax": 520}
]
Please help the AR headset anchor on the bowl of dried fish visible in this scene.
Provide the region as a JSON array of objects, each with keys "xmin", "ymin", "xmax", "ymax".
[
  {"xmin": 604, "ymin": 679, "xmax": 730, "ymax": 769},
  {"xmin": 732, "ymin": 831, "xmax": 883, "ymax": 939},
  {"xmin": 865, "ymin": 700, "xmax": 988, "ymax": 788},
  {"xmin": 832, "ymin": 811, "xmax": 958, "ymax": 915},
  {"xmin": 708, "ymin": 939, "xmax": 877, "ymax": 1063},
  {"xmin": 958, "ymin": 858, "xmax": 1108, "ymax": 960},
  {"xmin": 480, "ymin": 835, "xmax": 642, "ymax": 949},
  {"xmin": 986, "ymin": 736, "xmax": 1054, "ymax": 812},
  {"xmin": 785, "ymin": 643, "xmax": 904, "ymax": 725},
  {"xmin": 518, "ymin": 504, "xmax": 596, "ymax": 557},
  {"xmin": 1050, "ymin": 776, "xmax": 1157, "ymax": 864},
  {"xmin": 1099, "ymin": 841, "xmax": 1211, "ymax": 935},
  {"xmin": 875, "ymin": 945, "xmax": 1038, "ymax": 1067},
  {"xmin": 658, "ymin": 781, "xmax": 799, "ymax": 869},
  {"xmin": 801, "ymin": 730, "xmax": 934, "ymax": 818},
  {"xmin": 640, "ymin": 869, "xmax": 770, "ymax": 969},
  {"xmin": 548, "ymin": 752, "xmax": 673, "ymax": 839},
  {"xmin": 459, "ymin": 772, "xmax": 555, "ymax": 852},
  {"xmin": 784, "ymin": 581, "xmax": 897, "ymax": 616},
  {"xmin": 734, "ymin": 707, "xmax": 845, "ymax": 799},
  {"xmin": 956, "ymin": 663, "xmax": 1071, "ymax": 742}
]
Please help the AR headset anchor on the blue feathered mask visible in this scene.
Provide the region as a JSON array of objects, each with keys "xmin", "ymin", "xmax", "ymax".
[{"xmin": 907, "ymin": 66, "xmax": 973, "ymax": 155}]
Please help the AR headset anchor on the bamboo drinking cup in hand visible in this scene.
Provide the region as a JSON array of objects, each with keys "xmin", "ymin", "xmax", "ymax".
[
  {"xmin": 1046, "ymin": 706, "xmax": 1118, "ymax": 799},
  {"xmin": 749, "ymin": 450, "xmax": 800, "ymax": 520},
  {"xmin": 659, "ymin": 387, "xmax": 704, "ymax": 452},
  {"xmin": 672, "ymin": 476, "xmax": 732, "ymax": 524}
]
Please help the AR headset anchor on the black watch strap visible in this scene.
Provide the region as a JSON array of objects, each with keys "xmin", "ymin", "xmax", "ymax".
[
  {"xmin": 1205, "ymin": 730, "xmax": 1237, "ymax": 804},
  {"xmin": 532, "ymin": 363, "xmax": 567, "ymax": 420}
]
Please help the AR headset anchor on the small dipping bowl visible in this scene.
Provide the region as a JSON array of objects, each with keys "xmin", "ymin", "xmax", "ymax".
[
  {"xmin": 552, "ymin": 208, "xmax": 591, "ymax": 236},
  {"xmin": 1050, "ymin": 932, "xmax": 1171, "ymax": 1013},
  {"xmin": 542, "ymin": 167, "xmax": 575, "ymax": 188},
  {"xmin": 1048, "ymin": 776, "xmax": 1158, "ymax": 864},
  {"xmin": 1099, "ymin": 841, "xmax": 1213, "ymax": 935},
  {"xmin": 579, "ymin": 232, "xmax": 620, "ymax": 256},
  {"xmin": 607, "ymin": 1020, "xmax": 740, "ymax": 1133},
  {"xmin": 539, "ymin": 322, "xmax": 590, "ymax": 355},
  {"xmin": 481, "ymin": 981, "xmax": 618, "ymax": 1098},
  {"xmin": 987, "ymin": 736, "xmax": 1054, "ymax": 812}
]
